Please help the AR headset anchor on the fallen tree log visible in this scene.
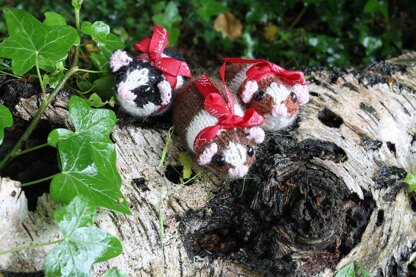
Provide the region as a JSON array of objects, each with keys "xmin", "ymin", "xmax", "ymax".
[{"xmin": 0, "ymin": 54, "xmax": 415, "ymax": 276}]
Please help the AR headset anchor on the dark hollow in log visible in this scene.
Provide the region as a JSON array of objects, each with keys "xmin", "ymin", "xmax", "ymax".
[{"xmin": 181, "ymin": 133, "xmax": 376, "ymax": 276}]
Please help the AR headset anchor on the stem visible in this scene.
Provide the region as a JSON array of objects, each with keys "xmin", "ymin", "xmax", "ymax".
[
  {"xmin": 239, "ymin": 176, "xmax": 247, "ymax": 197},
  {"xmin": 0, "ymin": 239, "xmax": 64, "ymax": 256},
  {"xmin": 159, "ymin": 203, "xmax": 164, "ymax": 250},
  {"xmin": 15, "ymin": 143, "xmax": 49, "ymax": 158},
  {"xmin": 0, "ymin": 70, "xmax": 22, "ymax": 79},
  {"xmin": 76, "ymin": 69, "xmax": 103, "ymax": 74},
  {"xmin": 20, "ymin": 174, "xmax": 56, "ymax": 187},
  {"xmin": 72, "ymin": 7, "xmax": 81, "ymax": 68},
  {"xmin": 0, "ymin": 66, "xmax": 79, "ymax": 170},
  {"xmin": 35, "ymin": 53, "xmax": 46, "ymax": 99},
  {"xmin": 289, "ymin": 5, "xmax": 308, "ymax": 30}
]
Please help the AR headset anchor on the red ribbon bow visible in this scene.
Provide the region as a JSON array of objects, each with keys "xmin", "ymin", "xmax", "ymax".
[
  {"xmin": 220, "ymin": 57, "xmax": 306, "ymax": 85},
  {"xmin": 193, "ymin": 75, "xmax": 264, "ymax": 153},
  {"xmin": 134, "ymin": 25, "xmax": 192, "ymax": 89}
]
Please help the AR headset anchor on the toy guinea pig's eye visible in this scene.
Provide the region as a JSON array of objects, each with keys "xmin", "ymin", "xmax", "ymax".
[
  {"xmin": 212, "ymin": 154, "xmax": 226, "ymax": 167},
  {"xmin": 247, "ymin": 146, "xmax": 255, "ymax": 157},
  {"xmin": 290, "ymin": 91, "xmax": 297, "ymax": 103},
  {"xmin": 254, "ymin": 90, "xmax": 266, "ymax": 101}
]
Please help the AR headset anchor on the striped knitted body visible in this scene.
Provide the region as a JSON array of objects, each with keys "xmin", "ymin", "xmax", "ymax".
[{"xmin": 173, "ymin": 76, "xmax": 265, "ymax": 178}]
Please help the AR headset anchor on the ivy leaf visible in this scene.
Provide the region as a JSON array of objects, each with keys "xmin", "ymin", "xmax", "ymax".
[
  {"xmin": 72, "ymin": 0, "xmax": 83, "ymax": 10},
  {"xmin": 0, "ymin": 8, "xmax": 79, "ymax": 75},
  {"xmin": 179, "ymin": 152, "xmax": 193, "ymax": 180},
  {"xmin": 357, "ymin": 262, "xmax": 370, "ymax": 277},
  {"xmin": 0, "ymin": 104, "xmax": 13, "ymax": 145},
  {"xmin": 48, "ymin": 96, "xmax": 130, "ymax": 214},
  {"xmin": 195, "ymin": 0, "xmax": 228, "ymax": 23},
  {"xmin": 81, "ymin": 21, "xmax": 124, "ymax": 72},
  {"xmin": 403, "ymin": 172, "xmax": 416, "ymax": 192},
  {"xmin": 152, "ymin": 1, "xmax": 182, "ymax": 45},
  {"xmin": 335, "ymin": 262, "xmax": 355, "ymax": 277},
  {"xmin": 92, "ymin": 75, "xmax": 116, "ymax": 99},
  {"xmin": 88, "ymin": 93, "xmax": 115, "ymax": 108},
  {"xmin": 81, "ymin": 21, "xmax": 110, "ymax": 46},
  {"xmin": 104, "ymin": 268, "xmax": 128, "ymax": 277},
  {"xmin": 43, "ymin": 12, "xmax": 66, "ymax": 26},
  {"xmin": 44, "ymin": 196, "xmax": 122, "ymax": 277}
]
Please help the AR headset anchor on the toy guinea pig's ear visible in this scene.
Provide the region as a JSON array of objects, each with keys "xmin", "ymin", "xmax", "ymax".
[
  {"xmin": 197, "ymin": 143, "xmax": 218, "ymax": 165},
  {"xmin": 293, "ymin": 84, "xmax": 310, "ymax": 105},
  {"xmin": 157, "ymin": 79, "xmax": 173, "ymax": 105},
  {"xmin": 110, "ymin": 50, "xmax": 133, "ymax": 73},
  {"xmin": 245, "ymin": 127, "xmax": 265, "ymax": 144},
  {"xmin": 240, "ymin": 80, "xmax": 259, "ymax": 103}
]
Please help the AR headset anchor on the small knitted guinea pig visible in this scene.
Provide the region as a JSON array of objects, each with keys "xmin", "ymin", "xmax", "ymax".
[
  {"xmin": 222, "ymin": 58, "xmax": 309, "ymax": 131},
  {"xmin": 173, "ymin": 75, "xmax": 265, "ymax": 178},
  {"xmin": 109, "ymin": 25, "xmax": 192, "ymax": 117}
]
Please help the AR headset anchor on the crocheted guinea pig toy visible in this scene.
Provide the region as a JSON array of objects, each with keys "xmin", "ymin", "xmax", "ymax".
[
  {"xmin": 173, "ymin": 74, "xmax": 265, "ymax": 178},
  {"xmin": 221, "ymin": 58, "xmax": 309, "ymax": 130},
  {"xmin": 109, "ymin": 25, "xmax": 192, "ymax": 117}
]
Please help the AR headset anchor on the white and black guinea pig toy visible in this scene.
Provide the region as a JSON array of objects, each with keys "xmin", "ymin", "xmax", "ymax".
[
  {"xmin": 173, "ymin": 74, "xmax": 265, "ymax": 178},
  {"xmin": 221, "ymin": 58, "xmax": 309, "ymax": 131},
  {"xmin": 109, "ymin": 25, "xmax": 192, "ymax": 117}
]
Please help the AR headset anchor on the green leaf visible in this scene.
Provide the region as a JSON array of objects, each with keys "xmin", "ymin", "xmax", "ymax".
[
  {"xmin": 88, "ymin": 93, "xmax": 115, "ymax": 108},
  {"xmin": 364, "ymin": 0, "xmax": 388, "ymax": 19},
  {"xmin": 43, "ymin": 12, "xmax": 66, "ymax": 26},
  {"xmin": 82, "ymin": 21, "xmax": 124, "ymax": 71},
  {"xmin": 93, "ymin": 75, "xmax": 116, "ymax": 99},
  {"xmin": 0, "ymin": 104, "xmax": 13, "ymax": 145},
  {"xmin": 335, "ymin": 262, "xmax": 355, "ymax": 277},
  {"xmin": 72, "ymin": 0, "xmax": 83, "ymax": 10},
  {"xmin": 48, "ymin": 96, "xmax": 130, "ymax": 214},
  {"xmin": 0, "ymin": 8, "xmax": 79, "ymax": 75},
  {"xmin": 104, "ymin": 268, "xmax": 128, "ymax": 277},
  {"xmin": 48, "ymin": 128, "xmax": 75, "ymax": 147},
  {"xmin": 357, "ymin": 262, "xmax": 370, "ymax": 277},
  {"xmin": 196, "ymin": 1, "xmax": 228, "ymax": 23},
  {"xmin": 152, "ymin": 1, "xmax": 182, "ymax": 45},
  {"xmin": 179, "ymin": 152, "xmax": 193, "ymax": 180},
  {"xmin": 403, "ymin": 172, "xmax": 416, "ymax": 192},
  {"xmin": 43, "ymin": 71, "xmax": 64, "ymax": 89},
  {"xmin": 44, "ymin": 196, "xmax": 122, "ymax": 277},
  {"xmin": 81, "ymin": 21, "xmax": 110, "ymax": 46},
  {"xmin": 88, "ymin": 93, "xmax": 108, "ymax": 108}
]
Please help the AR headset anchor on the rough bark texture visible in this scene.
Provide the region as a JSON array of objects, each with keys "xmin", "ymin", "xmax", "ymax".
[{"xmin": 0, "ymin": 54, "xmax": 415, "ymax": 276}]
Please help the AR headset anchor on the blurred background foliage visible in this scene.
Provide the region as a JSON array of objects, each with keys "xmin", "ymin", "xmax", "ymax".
[{"xmin": 0, "ymin": 0, "xmax": 414, "ymax": 69}]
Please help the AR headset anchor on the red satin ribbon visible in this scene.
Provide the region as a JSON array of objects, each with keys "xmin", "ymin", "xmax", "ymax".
[
  {"xmin": 193, "ymin": 75, "xmax": 264, "ymax": 153},
  {"xmin": 220, "ymin": 57, "xmax": 306, "ymax": 85},
  {"xmin": 134, "ymin": 25, "xmax": 192, "ymax": 89}
]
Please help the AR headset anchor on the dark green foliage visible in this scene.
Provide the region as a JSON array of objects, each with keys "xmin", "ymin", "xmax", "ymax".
[
  {"xmin": 5, "ymin": 0, "xmax": 414, "ymax": 68},
  {"xmin": 0, "ymin": 104, "xmax": 13, "ymax": 145}
]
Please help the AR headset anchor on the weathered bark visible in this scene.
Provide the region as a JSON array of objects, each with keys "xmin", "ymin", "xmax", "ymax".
[{"xmin": 0, "ymin": 55, "xmax": 415, "ymax": 276}]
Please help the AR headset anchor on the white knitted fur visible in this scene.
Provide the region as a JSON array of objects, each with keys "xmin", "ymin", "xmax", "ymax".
[
  {"xmin": 245, "ymin": 127, "xmax": 265, "ymax": 143},
  {"xmin": 110, "ymin": 50, "xmax": 132, "ymax": 72},
  {"xmin": 116, "ymin": 67, "xmax": 161, "ymax": 116},
  {"xmin": 197, "ymin": 143, "xmax": 218, "ymax": 165},
  {"xmin": 157, "ymin": 80, "xmax": 172, "ymax": 105},
  {"xmin": 224, "ymin": 142, "xmax": 247, "ymax": 166},
  {"xmin": 229, "ymin": 65, "xmax": 251, "ymax": 92},
  {"xmin": 186, "ymin": 110, "xmax": 219, "ymax": 152},
  {"xmin": 241, "ymin": 80, "xmax": 259, "ymax": 103},
  {"xmin": 266, "ymin": 81, "xmax": 290, "ymax": 104}
]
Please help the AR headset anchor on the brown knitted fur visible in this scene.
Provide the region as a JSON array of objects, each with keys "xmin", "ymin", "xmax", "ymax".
[{"xmin": 172, "ymin": 75, "xmax": 257, "ymax": 175}]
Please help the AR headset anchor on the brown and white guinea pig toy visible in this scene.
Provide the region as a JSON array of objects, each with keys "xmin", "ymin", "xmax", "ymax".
[
  {"xmin": 173, "ymin": 74, "xmax": 265, "ymax": 178},
  {"xmin": 221, "ymin": 58, "xmax": 309, "ymax": 131},
  {"xmin": 109, "ymin": 25, "xmax": 192, "ymax": 117}
]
